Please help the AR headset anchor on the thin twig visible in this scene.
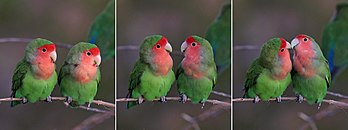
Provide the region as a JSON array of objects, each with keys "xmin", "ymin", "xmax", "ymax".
[
  {"xmin": 72, "ymin": 110, "xmax": 114, "ymax": 130},
  {"xmin": 0, "ymin": 97, "xmax": 115, "ymax": 108},
  {"xmin": 327, "ymin": 91, "xmax": 348, "ymax": 99},
  {"xmin": 183, "ymin": 100, "xmax": 231, "ymax": 130},
  {"xmin": 299, "ymin": 99, "xmax": 348, "ymax": 130},
  {"xmin": 234, "ymin": 45, "xmax": 261, "ymax": 51},
  {"xmin": 0, "ymin": 37, "xmax": 73, "ymax": 48},
  {"xmin": 211, "ymin": 90, "xmax": 231, "ymax": 98},
  {"xmin": 115, "ymin": 97, "xmax": 230, "ymax": 106},
  {"xmin": 298, "ymin": 112, "xmax": 318, "ymax": 130},
  {"xmin": 233, "ymin": 97, "xmax": 348, "ymax": 107}
]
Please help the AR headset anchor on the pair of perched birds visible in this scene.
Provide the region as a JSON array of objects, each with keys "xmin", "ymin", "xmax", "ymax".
[
  {"xmin": 127, "ymin": 35, "xmax": 217, "ymax": 108},
  {"xmin": 244, "ymin": 34, "xmax": 331, "ymax": 105},
  {"xmin": 11, "ymin": 38, "xmax": 101, "ymax": 107}
]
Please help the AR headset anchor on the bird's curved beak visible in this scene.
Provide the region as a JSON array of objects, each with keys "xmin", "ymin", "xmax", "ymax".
[
  {"xmin": 291, "ymin": 38, "xmax": 299, "ymax": 49},
  {"xmin": 164, "ymin": 42, "xmax": 172, "ymax": 53},
  {"xmin": 286, "ymin": 41, "xmax": 291, "ymax": 49},
  {"xmin": 50, "ymin": 51, "xmax": 57, "ymax": 62},
  {"xmin": 181, "ymin": 42, "xmax": 188, "ymax": 53},
  {"xmin": 94, "ymin": 55, "xmax": 101, "ymax": 67}
]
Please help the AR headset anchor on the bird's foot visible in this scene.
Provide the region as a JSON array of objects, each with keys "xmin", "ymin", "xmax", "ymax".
[
  {"xmin": 180, "ymin": 94, "xmax": 187, "ymax": 103},
  {"xmin": 253, "ymin": 96, "xmax": 260, "ymax": 103},
  {"xmin": 296, "ymin": 95, "xmax": 304, "ymax": 103},
  {"xmin": 45, "ymin": 96, "xmax": 52, "ymax": 102},
  {"xmin": 200, "ymin": 101, "xmax": 206, "ymax": 109},
  {"xmin": 159, "ymin": 96, "xmax": 166, "ymax": 103},
  {"xmin": 65, "ymin": 97, "xmax": 73, "ymax": 104},
  {"xmin": 22, "ymin": 97, "xmax": 28, "ymax": 104},
  {"xmin": 276, "ymin": 96, "xmax": 282, "ymax": 103},
  {"xmin": 137, "ymin": 97, "xmax": 144, "ymax": 104}
]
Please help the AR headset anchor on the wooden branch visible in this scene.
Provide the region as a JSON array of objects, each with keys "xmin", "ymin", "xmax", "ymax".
[
  {"xmin": 115, "ymin": 97, "xmax": 230, "ymax": 106},
  {"xmin": 0, "ymin": 37, "xmax": 73, "ymax": 48},
  {"xmin": 326, "ymin": 91, "xmax": 348, "ymax": 99},
  {"xmin": 72, "ymin": 110, "xmax": 114, "ymax": 130},
  {"xmin": 211, "ymin": 90, "xmax": 231, "ymax": 98},
  {"xmin": 0, "ymin": 97, "xmax": 115, "ymax": 109},
  {"xmin": 232, "ymin": 97, "xmax": 348, "ymax": 107}
]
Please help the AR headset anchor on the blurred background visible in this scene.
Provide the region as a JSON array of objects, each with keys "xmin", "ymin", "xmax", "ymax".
[
  {"xmin": 0, "ymin": 1, "xmax": 114, "ymax": 129},
  {"xmin": 117, "ymin": 0, "xmax": 231, "ymax": 130},
  {"xmin": 234, "ymin": 0, "xmax": 348, "ymax": 129}
]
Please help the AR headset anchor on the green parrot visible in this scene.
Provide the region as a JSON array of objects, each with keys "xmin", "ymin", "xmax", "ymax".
[
  {"xmin": 58, "ymin": 42, "xmax": 101, "ymax": 107},
  {"xmin": 244, "ymin": 38, "xmax": 292, "ymax": 102},
  {"xmin": 88, "ymin": 0, "xmax": 115, "ymax": 60},
  {"xmin": 291, "ymin": 34, "xmax": 331, "ymax": 105},
  {"xmin": 127, "ymin": 35, "xmax": 175, "ymax": 109},
  {"xmin": 11, "ymin": 38, "xmax": 57, "ymax": 107},
  {"xmin": 176, "ymin": 35, "xmax": 217, "ymax": 104},
  {"xmin": 321, "ymin": 3, "xmax": 348, "ymax": 79},
  {"xmin": 205, "ymin": 3, "xmax": 231, "ymax": 74}
]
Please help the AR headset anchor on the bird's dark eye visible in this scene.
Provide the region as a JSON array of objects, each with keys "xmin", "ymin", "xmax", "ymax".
[
  {"xmin": 156, "ymin": 44, "xmax": 161, "ymax": 48},
  {"xmin": 280, "ymin": 48, "xmax": 285, "ymax": 52},
  {"xmin": 304, "ymin": 38, "xmax": 308, "ymax": 42},
  {"xmin": 86, "ymin": 51, "xmax": 91, "ymax": 56},
  {"xmin": 192, "ymin": 42, "xmax": 196, "ymax": 46},
  {"xmin": 42, "ymin": 48, "xmax": 47, "ymax": 53}
]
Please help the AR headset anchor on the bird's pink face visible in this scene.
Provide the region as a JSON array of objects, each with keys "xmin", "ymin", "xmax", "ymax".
[
  {"xmin": 81, "ymin": 47, "xmax": 101, "ymax": 67},
  {"xmin": 181, "ymin": 36, "xmax": 201, "ymax": 55},
  {"xmin": 278, "ymin": 38, "xmax": 291, "ymax": 58},
  {"xmin": 291, "ymin": 34, "xmax": 313, "ymax": 51},
  {"xmin": 36, "ymin": 44, "xmax": 57, "ymax": 63},
  {"xmin": 151, "ymin": 36, "xmax": 172, "ymax": 54}
]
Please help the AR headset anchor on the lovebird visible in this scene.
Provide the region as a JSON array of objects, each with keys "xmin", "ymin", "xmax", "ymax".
[
  {"xmin": 58, "ymin": 42, "xmax": 101, "ymax": 107},
  {"xmin": 127, "ymin": 35, "xmax": 175, "ymax": 109},
  {"xmin": 205, "ymin": 3, "xmax": 231, "ymax": 74},
  {"xmin": 176, "ymin": 35, "xmax": 217, "ymax": 104},
  {"xmin": 11, "ymin": 38, "xmax": 57, "ymax": 107},
  {"xmin": 88, "ymin": 0, "xmax": 115, "ymax": 60},
  {"xmin": 244, "ymin": 38, "xmax": 292, "ymax": 102},
  {"xmin": 291, "ymin": 34, "xmax": 331, "ymax": 105},
  {"xmin": 321, "ymin": 3, "xmax": 348, "ymax": 79}
]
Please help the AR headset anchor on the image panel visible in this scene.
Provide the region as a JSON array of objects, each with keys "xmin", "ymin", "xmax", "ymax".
[
  {"xmin": 233, "ymin": 0, "xmax": 347, "ymax": 129},
  {"xmin": 117, "ymin": 0, "xmax": 231, "ymax": 129},
  {"xmin": 0, "ymin": 1, "xmax": 115, "ymax": 130}
]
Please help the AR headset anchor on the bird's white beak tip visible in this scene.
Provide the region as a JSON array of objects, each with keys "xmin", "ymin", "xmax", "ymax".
[
  {"xmin": 181, "ymin": 42, "xmax": 188, "ymax": 53},
  {"xmin": 50, "ymin": 51, "xmax": 57, "ymax": 62},
  {"xmin": 165, "ymin": 42, "xmax": 172, "ymax": 53}
]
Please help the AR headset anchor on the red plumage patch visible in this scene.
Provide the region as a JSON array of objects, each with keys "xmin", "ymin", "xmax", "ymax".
[{"xmin": 89, "ymin": 47, "xmax": 100, "ymax": 56}]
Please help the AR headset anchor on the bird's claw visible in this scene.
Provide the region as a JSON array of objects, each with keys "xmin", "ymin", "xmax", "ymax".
[
  {"xmin": 200, "ymin": 101, "xmax": 206, "ymax": 109},
  {"xmin": 22, "ymin": 97, "xmax": 28, "ymax": 104},
  {"xmin": 159, "ymin": 96, "xmax": 166, "ymax": 103},
  {"xmin": 45, "ymin": 96, "xmax": 52, "ymax": 102},
  {"xmin": 180, "ymin": 94, "xmax": 187, "ymax": 103},
  {"xmin": 276, "ymin": 96, "xmax": 282, "ymax": 103},
  {"xmin": 297, "ymin": 95, "xmax": 304, "ymax": 103},
  {"xmin": 253, "ymin": 96, "xmax": 260, "ymax": 103},
  {"xmin": 137, "ymin": 97, "xmax": 144, "ymax": 104},
  {"xmin": 65, "ymin": 97, "xmax": 73, "ymax": 104}
]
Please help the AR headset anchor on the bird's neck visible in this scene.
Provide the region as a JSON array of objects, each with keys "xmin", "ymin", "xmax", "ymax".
[
  {"xmin": 31, "ymin": 56, "xmax": 55, "ymax": 80},
  {"xmin": 150, "ymin": 52, "xmax": 173, "ymax": 76}
]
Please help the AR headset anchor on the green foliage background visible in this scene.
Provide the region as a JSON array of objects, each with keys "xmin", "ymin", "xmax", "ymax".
[{"xmin": 0, "ymin": 1, "xmax": 115, "ymax": 129}]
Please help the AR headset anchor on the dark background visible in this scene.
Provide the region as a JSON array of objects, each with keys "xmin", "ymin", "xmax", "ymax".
[
  {"xmin": 117, "ymin": 0, "xmax": 231, "ymax": 130},
  {"xmin": 0, "ymin": 1, "xmax": 115, "ymax": 129},
  {"xmin": 234, "ymin": 0, "xmax": 348, "ymax": 129}
]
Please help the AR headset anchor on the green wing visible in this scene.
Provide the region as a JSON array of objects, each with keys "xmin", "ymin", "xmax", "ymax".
[
  {"xmin": 11, "ymin": 59, "xmax": 30, "ymax": 96},
  {"xmin": 128, "ymin": 60, "xmax": 147, "ymax": 94},
  {"xmin": 96, "ymin": 68, "xmax": 101, "ymax": 88},
  {"xmin": 244, "ymin": 59, "xmax": 263, "ymax": 96},
  {"xmin": 58, "ymin": 62, "xmax": 70, "ymax": 86},
  {"xmin": 11, "ymin": 59, "xmax": 30, "ymax": 107}
]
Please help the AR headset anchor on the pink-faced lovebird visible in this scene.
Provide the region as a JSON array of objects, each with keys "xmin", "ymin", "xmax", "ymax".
[
  {"xmin": 244, "ymin": 38, "xmax": 292, "ymax": 102},
  {"xmin": 11, "ymin": 38, "xmax": 57, "ymax": 107}
]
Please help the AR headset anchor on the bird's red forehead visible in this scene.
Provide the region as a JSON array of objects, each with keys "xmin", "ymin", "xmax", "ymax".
[
  {"xmin": 157, "ymin": 36, "xmax": 168, "ymax": 46},
  {"xmin": 185, "ymin": 36, "xmax": 196, "ymax": 44},
  {"xmin": 280, "ymin": 38, "xmax": 287, "ymax": 48},
  {"xmin": 38, "ymin": 44, "xmax": 56, "ymax": 51},
  {"xmin": 89, "ymin": 47, "xmax": 100, "ymax": 56},
  {"xmin": 296, "ymin": 34, "xmax": 308, "ymax": 39}
]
